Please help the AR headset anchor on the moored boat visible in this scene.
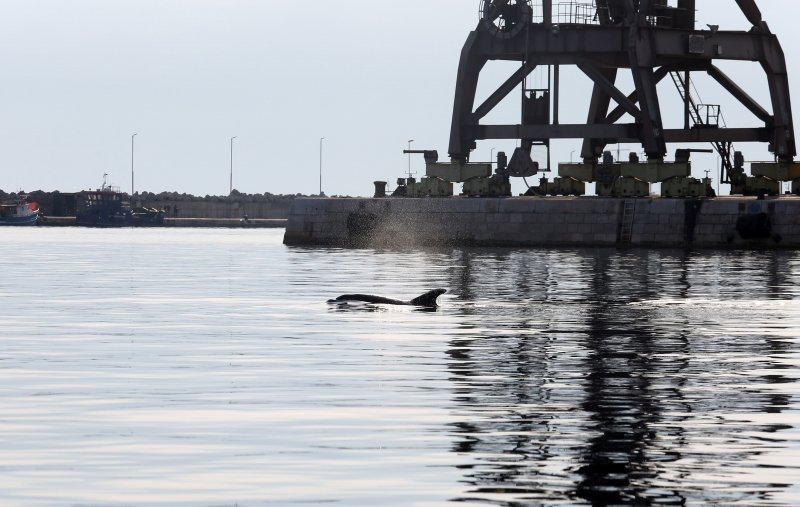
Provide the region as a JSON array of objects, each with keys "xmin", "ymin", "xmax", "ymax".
[
  {"xmin": 0, "ymin": 199, "xmax": 39, "ymax": 226},
  {"xmin": 76, "ymin": 186, "xmax": 165, "ymax": 227}
]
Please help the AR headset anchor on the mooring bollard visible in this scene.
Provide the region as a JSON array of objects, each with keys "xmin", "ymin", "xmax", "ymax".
[{"xmin": 373, "ymin": 181, "xmax": 387, "ymax": 198}]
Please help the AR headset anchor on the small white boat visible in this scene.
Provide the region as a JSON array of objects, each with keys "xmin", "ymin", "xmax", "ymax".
[{"xmin": 0, "ymin": 200, "xmax": 39, "ymax": 226}]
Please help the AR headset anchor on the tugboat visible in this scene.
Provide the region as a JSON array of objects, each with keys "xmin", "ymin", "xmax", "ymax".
[
  {"xmin": 75, "ymin": 176, "xmax": 165, "ymax": 227},
  {"xmin": 0, "ymin": 198, "xmax": 39, "ymax": 226}
]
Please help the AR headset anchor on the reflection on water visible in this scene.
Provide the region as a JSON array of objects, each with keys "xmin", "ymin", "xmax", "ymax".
[
  {"xmin": 0, "ymin": 228, "xmax": 798, "ymax": 505},
  {"xmin": 445, "ymin": 250, "xmax": 799, "ymax": 505}
]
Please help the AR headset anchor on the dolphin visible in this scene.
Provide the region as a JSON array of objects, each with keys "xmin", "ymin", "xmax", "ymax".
[{"xmin": 328, "ymin": 288, "xmax": 447, "ymax": 308}]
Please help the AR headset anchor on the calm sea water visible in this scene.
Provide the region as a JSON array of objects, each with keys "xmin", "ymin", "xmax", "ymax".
[{"xmin": 0, "ymin": 227, "xmax": 798, "ymax": 506}]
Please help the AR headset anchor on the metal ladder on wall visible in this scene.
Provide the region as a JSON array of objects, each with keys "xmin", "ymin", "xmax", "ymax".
[{"xmin": 619, "ymin": 199, "xmax": 636, "ymax": 244}]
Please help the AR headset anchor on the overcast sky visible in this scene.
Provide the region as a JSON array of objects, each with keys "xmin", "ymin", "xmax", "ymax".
[{"xmin": 1, "ymin": 0, "xmax": 797, "ymax": 197}]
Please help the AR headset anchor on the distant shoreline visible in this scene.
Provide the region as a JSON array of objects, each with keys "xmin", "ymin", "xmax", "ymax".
[
  {"xmin": 37, "ymin": 216, "xmax": 287, "ymax": 228},
  {"xmin": 2, "ymin": 189, "xmax": 312, "ymax": 221}
]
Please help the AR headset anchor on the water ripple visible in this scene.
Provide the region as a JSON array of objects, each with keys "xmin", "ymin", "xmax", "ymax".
[{"xmin": 0, "ymin": 228, "xmax": 797, "ymax": 505}]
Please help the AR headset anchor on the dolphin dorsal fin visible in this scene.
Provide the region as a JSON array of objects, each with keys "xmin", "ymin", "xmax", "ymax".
[{"xmin": 409, "ymin": 289, "xmax": 447, "ymax": 307}]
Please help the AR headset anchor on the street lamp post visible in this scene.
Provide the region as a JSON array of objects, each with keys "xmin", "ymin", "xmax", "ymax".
[
  {"xmin": 407, "ymin": 139, "xmax": 414, "ymax": 179},
  {"xmin": 131, "ymin": 133, "xmax": 137, "ymax": 198},
  {"xmin": 319, "ymin": 137, "xmax": 325, "ymax": 196},
  {"xmin": 490, "ymin": 147, "xmax": 496, "ymax": 166},
  {"xmin": 570, "ymin": 150, "xmax": 576, "ymax": 163},
  {"xmin": 229, "ymin": 136, "xmax": 237, "ymax": 195}
]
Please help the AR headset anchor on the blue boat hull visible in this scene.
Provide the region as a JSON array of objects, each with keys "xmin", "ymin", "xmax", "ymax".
[{"xmin": 0, "ymin": 214, "xmax": 38, "ymax": 226}]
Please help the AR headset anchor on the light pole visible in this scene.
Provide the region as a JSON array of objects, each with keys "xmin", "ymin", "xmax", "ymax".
[
  {"xmin": 319, "ymin": 137, "xmax": 325, "ymax": 196},
  {"xmin": 490, "ymin": 147, "xmax": 496, "ymax": 165},
  {"xmin": 229, "ymin": 136, "xmax": 237, "ymax": 195},
  {"xmin": 131, "ymin": 133, "xmax": 137, "ymax": 197},
  {"xmin": 407, "ymin": 139, "xmax": 414, "ymax": 178},
  {"xmin": 570, "ymin": 150, "xmax": 576, "ymax": 163}
]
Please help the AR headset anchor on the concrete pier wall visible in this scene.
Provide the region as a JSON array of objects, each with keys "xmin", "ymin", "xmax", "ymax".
[
  {"xmin": 141, "ymin": 200, "xmax": 291, "ymax": 219},
  {"xmin": 283, "ymin": 197, "xmax": 800, "ymax": 248}
]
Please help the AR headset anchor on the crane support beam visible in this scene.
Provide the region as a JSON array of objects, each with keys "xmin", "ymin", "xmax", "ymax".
[
  {"xmin": 474, "ymin": 60, "xmax": 538, "ymax": 121},
  {"xmin": 582, "ymin": 67, "xmax": 618, "ymax": 159},
  {"xmin": 577, "ymin": 64, "xmax": 641, "ymax": 121},
  {"xmin": 707, "ymin": 65, "xmax": 771, "ymax": 124},
  {"xmin": 472, "ymin": 125, "xmax": 768, "ymax": 144}
]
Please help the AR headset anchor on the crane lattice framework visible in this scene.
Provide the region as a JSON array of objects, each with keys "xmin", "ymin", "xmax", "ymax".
[{"xmin": 448, "ymin": 0, "xmax": 796, "ymax": 173}]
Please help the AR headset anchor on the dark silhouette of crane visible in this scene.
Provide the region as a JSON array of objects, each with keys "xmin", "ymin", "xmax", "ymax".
[{"xmin": 449, "ymin": 0, "xmax": 795, "ymax": 184}]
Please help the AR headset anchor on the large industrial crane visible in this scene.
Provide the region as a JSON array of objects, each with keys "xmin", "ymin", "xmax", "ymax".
[{"xmin": 448, "ymin": 0, "xmax": 796, "ymax": 186}]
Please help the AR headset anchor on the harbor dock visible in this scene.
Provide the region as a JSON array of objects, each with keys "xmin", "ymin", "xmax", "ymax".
[{"xmin": 283, "ymin": 196, "xmax": 800, "ymax": 249}]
